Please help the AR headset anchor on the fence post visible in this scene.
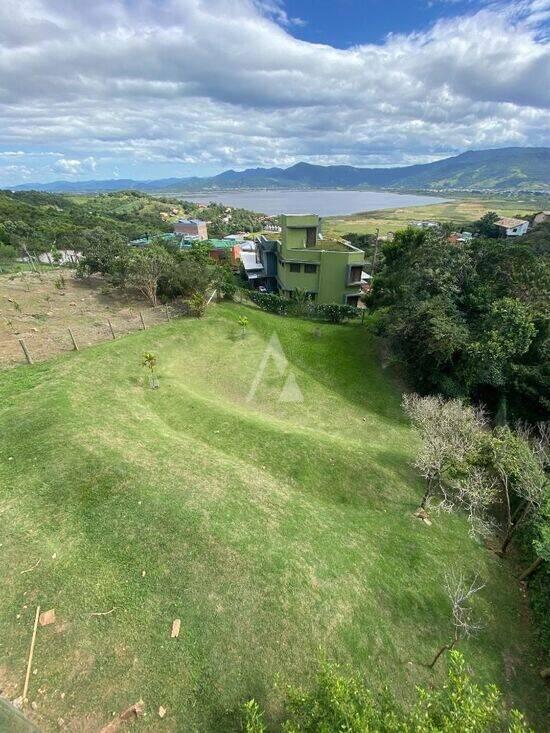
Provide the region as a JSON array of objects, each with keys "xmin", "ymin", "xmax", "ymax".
[
  {"xmin": 140, "ymin": 312, "xmax": 146, "ymax": 330},
  {"xmin": 18, "ymin": 338, "xmax": 33, "ymax": 364},
  {"xmin": 68, "ymin": 327, "xmax": 79, "ymax": 351},
  {"xmin": 108, "ymin": 319, "xmax": 116, "ymax": 339}
]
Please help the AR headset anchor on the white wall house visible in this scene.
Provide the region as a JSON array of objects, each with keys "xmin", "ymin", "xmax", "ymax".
[{"xmin": 495, "ymin": 217, "xmax": 529, "ymax": 237}]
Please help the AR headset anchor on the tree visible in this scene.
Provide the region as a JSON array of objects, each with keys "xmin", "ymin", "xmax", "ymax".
[
  {"xmin": 467, "ymin": 298, "xmax": 535, "ymax": 389},
  {"xmin": 142, "ymin": 352, "xmax": 159, "ymax": 389},
  {"xmin": 475, "ymin": 211, "xmax": 499, "ymax": 238},
  {"xmin": 427, "ymin": 571, "xmax": 485, "ymax": 668},
  {"xmin": 237, "ymin": 315, "xmax": 249, "ymax": 338},
  {"xmin": 189, "ymin": 292, "xmax": 208, "ymax": 318},
  {"xmin": 214, "ymin": 263, "xmax": 237, "ymax": 300},
  {"xmin": 0, "ymin": 243, "xmax": 16, "ymax": 271},
  {"xmin": 128, "ymin": 245, "xmax": 173, "ymax": 307},
  {"xmin": 497, "ymin": 423, "xmax": 548, "ymax": 556},
  {"xmin": 402, "ymin": 394, "xmax": 487, "ymax": 511},
  {"xmin": 158, "ymin": 250, "xmax": 215, "ymax": 301},
  {"xmin": 489, "ymin": 426, "xmax": 535, "ymax": 530},
  {"xmin": 76, "ymin": 227, "xmax": 131, "ymax": 285},
  {"xmin": 367, "ymin": 225, "xmax": 549, "ymax": 423},
  {"xmin": 242, "ymin": 652, "xmax": 532, "ymax": 732}
]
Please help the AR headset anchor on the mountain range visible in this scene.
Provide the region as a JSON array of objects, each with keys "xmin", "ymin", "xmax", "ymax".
[{"xmin": 10, "ymin": 147, "xmax": 550, "ymax": 194}]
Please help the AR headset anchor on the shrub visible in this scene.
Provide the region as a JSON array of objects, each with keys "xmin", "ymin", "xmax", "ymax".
[
  {"xmin": 190, "ymin": 292, "xmax": 208, "ymax": 317},
  {"xmin": 242, "ymin": 652, "xmax": 532, "ymax": 732},
  {"xmin": 315, "ymin": 303, "xmax": 359, "ymax": 324},
  {"xmin": 247, "ymin": 291, "xmax": 359, "ymax": 323}
]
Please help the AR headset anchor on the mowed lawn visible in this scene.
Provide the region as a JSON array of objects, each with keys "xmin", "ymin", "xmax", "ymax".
[{"xmin": 0, "ymin": 303, "xmax": 547, "ymax": 731}]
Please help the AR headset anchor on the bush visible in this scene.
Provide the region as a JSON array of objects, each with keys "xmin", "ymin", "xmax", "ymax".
[
  {"xmin": 248, "ymin": 291, "xmax": 291, "ymax": 316},
  {"xmin": 247, "ymin": 291, "xmax": 359, "ymax": 323},
  {"xmin": 315, "ymin": 303, "xmax": 359, "ymax": 324},
  {"xmin": 242, "ymin": 652, "xmax": 532, "ymax": 732}
]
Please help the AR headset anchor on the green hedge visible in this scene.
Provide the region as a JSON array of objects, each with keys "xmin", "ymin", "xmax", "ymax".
[{"xmin": 246, "ymin": 291, "xmax": 359, "ymax": 323}]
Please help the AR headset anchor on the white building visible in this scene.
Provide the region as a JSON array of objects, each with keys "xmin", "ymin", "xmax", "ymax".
[{"xmin": 495, "ymin": 217, "xmax": 529, "ymax": 237}]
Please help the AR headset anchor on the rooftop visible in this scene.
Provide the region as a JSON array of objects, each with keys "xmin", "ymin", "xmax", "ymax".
[
  {"xmin": 289, "ymin": 238, "xmax": 360, "ymax": 253},
  {"xmin": 207, "ymin": 238, "xmax": 238, "ymax": 249},
  {"xmin": 176, "ymin": 218, "xmax": 206, "ymax": 225},
  {"xmin": 495, "ymin": 217, "xmax": 529, "ymax": 228}
]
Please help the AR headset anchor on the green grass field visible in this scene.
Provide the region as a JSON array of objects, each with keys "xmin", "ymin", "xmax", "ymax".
[
  {"xmin": 324, "ymin": 196, "xmax": 548, "ymax": 237},
  {"xmin": 0, "ymin": 303, "xmax": 547, "ymax": 731}
]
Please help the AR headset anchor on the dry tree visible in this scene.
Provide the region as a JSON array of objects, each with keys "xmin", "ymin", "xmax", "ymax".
[{"xmin": 427, "ymin": 571, "xmax": 485, "ymax": 669}]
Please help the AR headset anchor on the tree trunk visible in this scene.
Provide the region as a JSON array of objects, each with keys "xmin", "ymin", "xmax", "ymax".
[
  {"xmin": 511, "ymin": 500, "xmax": 527, "ymax": 525},
  {"xmin": 519, "ymin": 556, "xmax": 544, "ymax": 581},
  {"xmin": 502, "ymin": 475, "xmax": 511, "ymax": 530},
  {"xmin": 420, "ymin": 477, "xmax": 433, "ymax": 509},
  {"xmin": 427, "ymin": 638, "xmax": 457, "ymax": 669},
  {"xmin": 499, "ymin": 525, "xmax": 515, "ymax": 557},
  {"xmin": 499, "ymin": 503, "xmax": 530, "ymax": 556}
]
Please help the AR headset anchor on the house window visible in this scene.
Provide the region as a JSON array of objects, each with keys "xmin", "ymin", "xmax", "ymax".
[
  {"xmin": 305, "ymin": 227, "xmax": 316, "ymax": 247},
  {"xmin": 348, "ymin": 265, "xmax": 362, "ymax": 283},
  {"xmin": 304, "ymin": 263, "xmax": 317, "ymax": 273},
  {"xmin": 289, "ymin": 263, "xmax": 301, "ymax": 273}
]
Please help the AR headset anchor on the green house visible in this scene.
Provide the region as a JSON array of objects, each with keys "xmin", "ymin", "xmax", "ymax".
[{"xmin": 274, "ymin": 214, "xmax": 365, "ymax": 305}]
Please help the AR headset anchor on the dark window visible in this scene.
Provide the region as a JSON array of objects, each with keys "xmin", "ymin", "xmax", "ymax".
[
  {"xmin": 289, "ymin": 263, "xmax": 301, "ymax": 273},
  {"xmin": 348, "ymin": 265, "xmax": 362, "ymax": 283},
  {"xmin": 304, "ymin": 263, "xmax": 317, "ymax": 273},
  {"xmin": 305, "ymin": 227, "xmax": 316, "ymax": 247}
]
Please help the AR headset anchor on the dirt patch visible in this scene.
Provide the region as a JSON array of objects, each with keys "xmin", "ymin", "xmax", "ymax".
[
  {"xmin": 0, "ymin": 270, "xmax": 182, "ymax": 369},
  {"xmin": 0, "ymin": 665, "xmax": 20, "ymax": 699}
]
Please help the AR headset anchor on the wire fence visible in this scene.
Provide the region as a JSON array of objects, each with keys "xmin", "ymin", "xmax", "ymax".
[{"xmin": 1, "ymin": 301, "xmax": 191, "ymax": 370}]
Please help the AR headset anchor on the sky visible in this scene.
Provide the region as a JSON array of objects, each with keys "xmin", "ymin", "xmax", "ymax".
[{"xmin": 0, "ymin": 0, "xmax": 549, "ymax": 185}]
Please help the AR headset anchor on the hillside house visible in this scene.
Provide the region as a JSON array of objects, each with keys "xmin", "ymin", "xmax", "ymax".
[
  {"xmin": 495, "ymin": 217, "xmax": 529, "ymax": 237},
  {"xmin": 174, "ymin": 218, "xmax": 208, "ymax": 240},
  {"xmin": 243, "ymin": 214, "xmax": 365, "ymax": 306},
  {"xmin": 205, "ymin": 239, "xmax": 241, "ymax": 266}
]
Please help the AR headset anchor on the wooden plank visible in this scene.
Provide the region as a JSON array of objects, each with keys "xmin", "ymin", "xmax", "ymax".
[{"xmin": 22, "ymin": 605, "xmax": 40, "ymax": 702}]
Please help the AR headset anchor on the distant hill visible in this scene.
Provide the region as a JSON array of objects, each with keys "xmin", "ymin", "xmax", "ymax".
[{"xmin": 11, "ymin": 147, "xmax": 550, "ymax": 194}]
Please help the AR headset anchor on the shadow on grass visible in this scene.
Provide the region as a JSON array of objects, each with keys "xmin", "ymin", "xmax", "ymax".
[{"xmin": 219, "ymin": 304, "xmax": 408, "ymax": 426}]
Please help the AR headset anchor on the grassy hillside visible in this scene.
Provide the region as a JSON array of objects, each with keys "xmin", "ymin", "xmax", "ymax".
[
  {"xmin": 0, "ymin": 304, "xmax": 547, "ymax": 731},
  {"xmin": 325, "ymin": 196, "xmax": 547, "ymax": 237},
  {"xmin": 0, "ymin": 190, "xmax": 263, "ymax": 251}
]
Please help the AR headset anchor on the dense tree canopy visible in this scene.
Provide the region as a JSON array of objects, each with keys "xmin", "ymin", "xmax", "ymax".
[{"xmin": 367, "ymin": 225, "xmax": 549, "ymax": 422}]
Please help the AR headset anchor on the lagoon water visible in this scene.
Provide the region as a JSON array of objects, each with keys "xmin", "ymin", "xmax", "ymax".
[{"xmin": 180, "ymin": 189, "xmax": 449, "ymax": 216}]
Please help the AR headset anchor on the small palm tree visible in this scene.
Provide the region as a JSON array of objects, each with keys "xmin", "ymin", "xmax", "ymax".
[
  {"xmin": 237, "ymin": 315, "xmax": 249, "ymax": 338},
  {"xmin": 142, "ymin": 351, "xmax": 159, "ymax": 389}
]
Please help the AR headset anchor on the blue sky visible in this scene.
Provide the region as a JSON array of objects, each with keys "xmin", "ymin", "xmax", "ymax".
[
  {"xmin": 0, "ymin": 0, "xmax": 548, "ymax": 185},
  {"xmin": 283, "ymin": 1, "xmax": 489, "ymax": 46}
]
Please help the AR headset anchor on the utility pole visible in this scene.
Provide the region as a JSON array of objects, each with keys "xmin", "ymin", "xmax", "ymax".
[{"xmin": 370, "ymin": 228, "xmax": 380, "ymax": 278}]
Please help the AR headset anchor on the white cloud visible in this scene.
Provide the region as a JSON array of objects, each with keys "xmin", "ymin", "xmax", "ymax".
[
  {"xmin": 54, "ymin": 156, "xmax": 97, "ymax": 176},
  {"xmin": 0, "ymin": 0, "xmax": 548, "ymax": 184}
]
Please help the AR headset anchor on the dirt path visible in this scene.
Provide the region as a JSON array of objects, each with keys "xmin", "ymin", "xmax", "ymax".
[{"xmin": 0, "ymin": 270, "xmax": 177, "ymax": 369}]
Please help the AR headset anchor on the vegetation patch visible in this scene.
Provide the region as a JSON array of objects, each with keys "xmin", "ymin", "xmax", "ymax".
[{"xmin": 0, "ymin": 304, "xmax": 547, "ymax": 731}]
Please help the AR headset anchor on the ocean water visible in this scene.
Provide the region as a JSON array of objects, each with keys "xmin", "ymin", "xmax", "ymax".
[{"xmin": 179, "ymin": 189, "xmax": 449, "ymax": 216}]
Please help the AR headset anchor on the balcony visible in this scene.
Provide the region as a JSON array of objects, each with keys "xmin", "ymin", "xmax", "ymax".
[{"xmin": 346, "ymin": 265, "xmax": 363, "ymax": 286}]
